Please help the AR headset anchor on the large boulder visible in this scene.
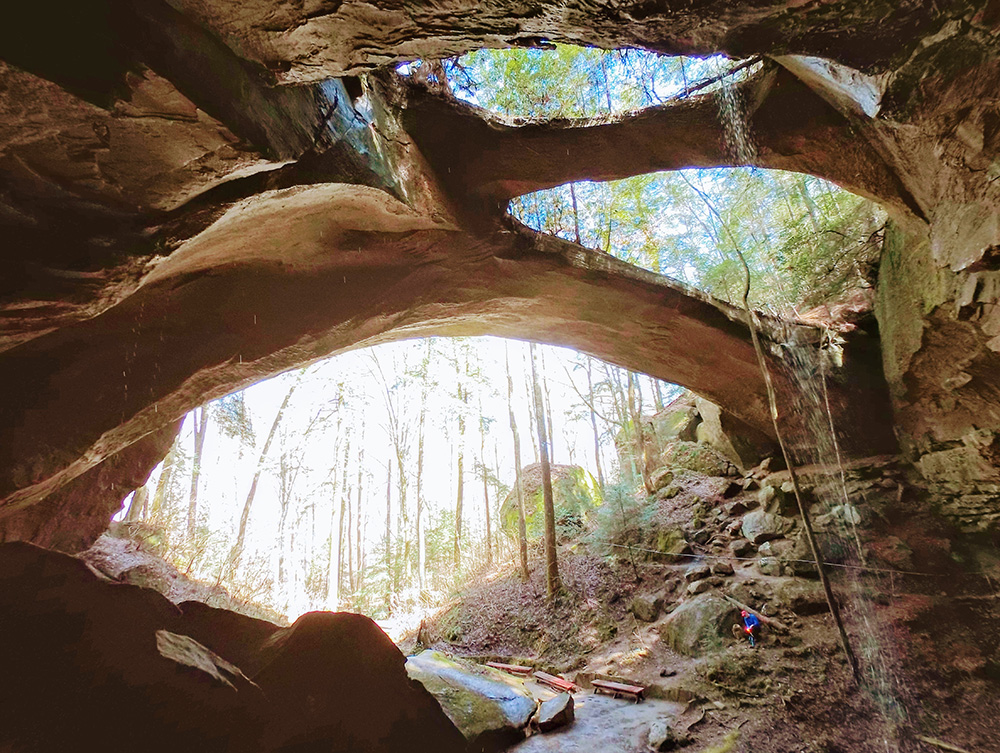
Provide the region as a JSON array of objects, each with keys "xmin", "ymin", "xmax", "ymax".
[
  {"xmin": 660, "ymin": 440, "xmax": 738, "ymax": 477},
  {"xmin": 694, "ymin": 397, "xmax": 778, "ymax": 472},
  {"xmin": 741, "ymin": 510, "xmax": 795, "ymax": 546},
  {"xmin": 0, "ymin": 542, "xmax": 466, "ymax": 753},
  {"xmin": 534, "ymin": 692, "xmax": 575, "ymax": 732},
  {"xmin": 406, "ymin": 650, "xmax": 536, "ymax": 752},
  {"xmin": 499, "ymin": 463, "xmax": 601, "ymax": 540},
  {"xmin": 651, "ymin": 396, "xmax": 701, "ymax": 445},
  {"xmin": 658, "ymin": 594, "xmax": 741, "ymax": 657}
]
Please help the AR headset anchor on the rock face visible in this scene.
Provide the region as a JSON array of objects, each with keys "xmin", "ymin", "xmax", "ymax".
[
  {"xmin": 406, "ymin": 650, "xmax": 536, "ymax": 751},
  {"xmin": 0, "ymin": 542, "xmax": 466, "ymax": 753},
  {"xmin": 0, "ymin": 0, "xmax": 923, "ymax": 548}
]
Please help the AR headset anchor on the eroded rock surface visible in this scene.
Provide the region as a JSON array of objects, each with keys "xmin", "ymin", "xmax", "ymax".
[{"xmin": 0, "ymin": 542, "xmax": 466, "ymax": 753}]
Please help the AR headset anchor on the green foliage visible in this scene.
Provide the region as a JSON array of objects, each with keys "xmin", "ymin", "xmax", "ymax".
[
  {"xmin": 583, "ymin": 481, "xmax": 652, "ymax": 556},
  {"xmin": 451, "ymin": 46, "xmax": 885, "ymax": 312}
]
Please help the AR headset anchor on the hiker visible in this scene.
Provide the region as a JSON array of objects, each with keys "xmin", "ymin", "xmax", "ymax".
[{"xmin": 740, "ymin": 610, "xmax": 761, "ymax": 647}]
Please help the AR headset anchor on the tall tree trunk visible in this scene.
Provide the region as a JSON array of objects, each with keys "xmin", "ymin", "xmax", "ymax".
[
  {"xmin": 124, "ymin": 485, "xmax": 149, "ymax": 522},
  {"xmin": 330, "ymin": 431, "xmax": 350, "ymax": 608},
  {"xmin": 385, "ymin": 460, "xmax": 393, "ymax": 617},
  {"xmin": 652, "ymin": 376, "xmax": 665, "ymax": 411},
  {"xmin": 454, "ymin": 356, "xmax": 466, "ymax": 568},
  {"xmin": 150, "ymin": 432, "xmax": 181, "ymax": 520},
  {"xmin": 187, "ymin": 406, "xmax": 208, "ymax": 541},
  {"xmin": 586, "ymin": 359, "xmax": 605, "ymax": 490},
  {"xmin": 505, "ymin": 345, "xmax": 529, "ymax": 581},
  {"xmin": 353, "ymin": 421, "xmax": 364, "ymax": 598},
  {"xmin": 627, "ymin": 371, "xmax": 654, "ymax": 494},
  {"xmin": 416, "ymin": 399, "xmax": 427, "ymax": 592},
  {"xmin": 478, "ymin": 396, "xmax": 493, "ymax": 569},
  {"xmin": 530, "ymin": 343, "xmax": 560, "ymax": 597},
  {"xmin": 229, "ymin": 374, "xmax": 300, "ymax": 569},
  {"xmin": 541, "ymin": 351, "xmax": 556, "ymax": 464},
  {"xmin": 569, "ymin": 182, "xmax": 582, "ymax": 245},
  {"xmin": 339, "ymin": 431, "xmax": 351, "ymax": 602}
]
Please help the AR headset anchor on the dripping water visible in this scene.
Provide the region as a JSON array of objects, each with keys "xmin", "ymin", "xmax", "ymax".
[{"xmin": 714, "ymin": 68, "xmax": 911, "ymax": 749}]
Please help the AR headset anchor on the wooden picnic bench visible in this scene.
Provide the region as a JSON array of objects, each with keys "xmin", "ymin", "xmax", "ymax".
[
  {"xmin": 592, "ymin": 679, "xmax": 645, "ymax": 703},
  {"xmin": 533, "ymin": 671, "xmax": 579, "ymax": 693},
  {"xmin": 486, "ymin": 661, "xmax": 532, "ymax": 676}
]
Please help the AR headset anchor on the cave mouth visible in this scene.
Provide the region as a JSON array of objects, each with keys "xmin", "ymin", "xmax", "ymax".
[{"xmin": 110, "ymin": 335, "xmax": 684, "ymax": 627}]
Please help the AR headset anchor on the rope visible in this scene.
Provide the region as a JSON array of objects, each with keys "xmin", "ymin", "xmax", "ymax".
[{"xmin": 592, "ymin": 539, "xmax": 996, "ymax": 580}]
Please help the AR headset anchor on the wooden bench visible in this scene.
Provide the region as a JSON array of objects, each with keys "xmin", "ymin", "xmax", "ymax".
[
  {"xmin": 533, "ymin": 671, "xmax": 579, "ymax": 693},
  {"xmin": 592, "ymin": 679, "xmax": 645, "ymax": 703},
  {"xmin": 486, "ymin": 661, "xmax": 533, "ymax": 676}
]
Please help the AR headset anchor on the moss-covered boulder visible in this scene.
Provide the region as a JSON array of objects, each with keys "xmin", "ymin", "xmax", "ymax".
[
  {"xmin": 651, "ymin": 395, "xmax": 701, "ymax": 445},
  {"xmin": 661, "ymin": 441, "xmax": 737, "ymax": 477},
  {"xmin": 405, "ymin": 650, "xmax": 535, "ymax": 752},
  {"xmin": 658, "ymin": 594, "xmax": 741, "ymax": 657},
  {"xmin": 499, "ymin": 463, "xmax": 601, "ymax": 540}
]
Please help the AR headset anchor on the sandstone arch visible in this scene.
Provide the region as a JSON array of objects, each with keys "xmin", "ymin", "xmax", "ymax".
[{"xmin": 3, "ymin": 0, "xmax": 1000, "ymax": 544}]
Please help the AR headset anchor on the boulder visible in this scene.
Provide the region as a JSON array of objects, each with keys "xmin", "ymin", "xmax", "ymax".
[
  {"xmin": 658, "ymin": 593, "xmax": 741, "ymax": 656},
  {"xmin": 534, "ymin": 692, "xmax": 575, "ymax": 732},
  {"xmin": 729, "ymin": 538, "xmax": 755, "ymax": 557},
  {"xmin": 406, "ymin": 650, "xmax": 535, "ymax": 751},
  {"xmin": 684, "ymin": 563, "xmax": 711, "ymax": 582},
  {"xmin": 499, "ymin": 463, "xmax": 601, "ymax": 541},
  {"xmin": 650, "ymin": 468, "xmax": 675, "ymax": 492},
  {"xmin": 656, "ymin": 528, "xmax": 693, "ymax": 562},
  {"xmin": 741, "ymin": 510, "xmax": 794, "ymax": 546},
  {"xmin": 631, "ymin": 595, "xmax": 663, "ymax": 622},
  {"xmin": 758, "ymin": 556, "xmax": 782, "ymax": 576},
  {"xmin": 651, "ymin": 396, "xmax": 701, "ymax": 445},
  {"xmin": 661, "ymin": 440, "xmax": 737, "ymax": 477},
  {"xmin": 0, "ymin": 542, "xmax": 467, "ymax": 753},
  {"xmin": 687, "ymin": 579, "xmax": 713, "ymax": 595},
  {"xmin": 648, "ymin": 718, "xmax": 689, "ymax": 751},
  {"xmin": 693, "ymin": 397, "xmax": 778, "ymax": 471},
  {"xmin": 711, "ymin": 560, "xmax": 735, "ymax": 576},
  {"xmin": 769, "ymin": 579, "xmax": 829, "ymax": 616}
]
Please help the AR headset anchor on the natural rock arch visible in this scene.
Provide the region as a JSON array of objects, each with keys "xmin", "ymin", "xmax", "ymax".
[{"xmin": 2, "ymin": 0, "xmax": 1000, "ymax": 544}]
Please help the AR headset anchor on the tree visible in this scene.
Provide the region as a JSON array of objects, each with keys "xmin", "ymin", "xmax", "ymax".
[
  {"xmin": 529, "ymin": 342, "xmax": 560, "ymax": 597},
  {"xmin": 187, "ymin": 406, "xmax": 208, "ymax": 541},
  {"xmin": 228, "ymin": 372, "xmax": 303, "ymax": 571},
  {"xmin": 453, "ymin": 350, "xmax": 467, "ymax": 568},
  {"xmin": 505, "ymin": 344, "xmax": 529, "ymax": 581}
]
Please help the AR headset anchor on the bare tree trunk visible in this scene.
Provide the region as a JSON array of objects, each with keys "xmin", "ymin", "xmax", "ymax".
[
  {"xmin": 478, "ymin": 396, "xmax": 492, "ymax": 569},
  {"xmin": 352, "ymin": 421, "xmax": 364, "ymax": 599},
  {"xmin": 627, "ymin": 371, "xmax": 654, "ymax": 494},
  {"xmin": 541, "ymin": 351, "xmax": 556, "ymax": 464},
  {"xmin": 334, "ymin": 432, "xmax": 350, "ymax": 608},
  {"xmin": 454, "ymin": 356, "xmax": 466, "ymax": 568},
  {"xmin": 530, "ymin": 343, "xmax": 560, "ymax": 597},
  {"xmin": 229, "ymin": 374, "xmax": 301, "ymax": 569},
  {"xmin": 187, "ymin": 406, "xmax": 208, "ymax": 541},
  {"xmin": 569, "ymin": 182, "xmax": 582, "ymax": 245},
  {"xmin": 651, "ymin": 376, "xmax": 665, "ymax": 411},
  {"xmin": 124, "ymin": 485, "xmax": 149, "ymax": 522},
  {"xmin": 416, "ymin": 400, "xmax": 427, "ymax": 592},
  {"xmin": 586, "ymin": 359, "xmax": 605, "ymax": 490},
  {"xmin": 385, "ymin": 460, "xmax": 393, "ymax": 617},
  {"xmin": 150, "ymin": 433, "xmax": 180, "ymax": 520},
  {"xmin": 505, "ymin": 345, "xmax": 529, "ymax": 581}
]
